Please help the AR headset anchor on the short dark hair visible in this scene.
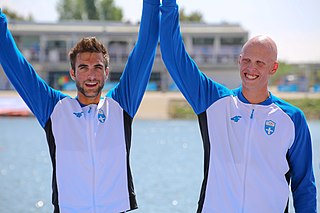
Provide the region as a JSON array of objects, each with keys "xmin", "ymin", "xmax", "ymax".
[{"xmin": 69, "ymin": 37, "xmax": 109, "ymax": 71}]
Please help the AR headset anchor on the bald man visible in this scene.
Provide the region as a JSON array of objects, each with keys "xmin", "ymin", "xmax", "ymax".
[{"xmin": 160, "ymin": 0, "xmax": 317, "ymax": 212}]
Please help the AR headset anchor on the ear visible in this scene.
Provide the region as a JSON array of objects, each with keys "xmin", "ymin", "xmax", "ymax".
[
  {"xmin": 270, "ymin": 62, "xmax": 279, "ymax": 75},
  {"xmin": 105, "ymin": 67, "xmax": 109, "ymax": 80},
  {"xmin": 238, "ymin": 55, "xmax": 242, "ymax": 65},
  {"xmin": 69, "ymin": 68, "xmax": 76, "ymax": 81}
]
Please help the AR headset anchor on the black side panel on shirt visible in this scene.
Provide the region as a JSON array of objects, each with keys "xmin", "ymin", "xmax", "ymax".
[
  {"xmin": 197, "ymin": 111, "xmax": 211, "ymax": 213},
  {"xmin": 44, "ymin": 119, "xmax": 59, "ymax": 212},
  {"xmin": 123, "ymin": 111, "xmax": 138, "ymax": 211},
  {"xmin": 284, "ymin": 152, "xmax": 291, "ymax": 213},
  {"xmin": 44, "ymin": 113, "xmax": 137, "ymax": 212},
  {"xmin": 196, "ymin": 113, "xmax": 292, "ymax": 213}
]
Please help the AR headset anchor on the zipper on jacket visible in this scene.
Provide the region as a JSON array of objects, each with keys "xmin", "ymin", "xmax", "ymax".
[
  {"xmin": 250, "ymin": 108, "xmax": 255, "ymax": 119},
  {"xmin": 86, "ymin": 105, "xmax": 96, "ymax": 212},
  {"xmin": 241, "ymin": 105, "xmax": 256, "ymax": 212}
]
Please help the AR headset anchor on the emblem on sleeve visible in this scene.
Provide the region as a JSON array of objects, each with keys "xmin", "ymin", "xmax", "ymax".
[{"xmin": 265, "ymin": 120, "xmax": 276, "ymax": 135}]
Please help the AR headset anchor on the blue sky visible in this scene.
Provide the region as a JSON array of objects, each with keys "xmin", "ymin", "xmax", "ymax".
[{"xmin": 1, "ymin": 0, "xmax": 320, "ymax": 63}]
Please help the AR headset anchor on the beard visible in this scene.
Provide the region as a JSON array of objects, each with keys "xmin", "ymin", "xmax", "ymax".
[{"xmin": 76, "ymin": 81, "xmax": 104, "ymax": 98}]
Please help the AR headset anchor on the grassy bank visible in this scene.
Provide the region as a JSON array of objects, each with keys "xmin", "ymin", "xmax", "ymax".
[
  {"xmin": 169, "ymin": 98, "xmax": 320, "ymax": 120},
  {"xmin": 168, "ymin": 100, "xmax": 196, "ymax": 119},
  {"xmin": 284, "ymin": 98, "xmax": 320, "ymax": 120}
]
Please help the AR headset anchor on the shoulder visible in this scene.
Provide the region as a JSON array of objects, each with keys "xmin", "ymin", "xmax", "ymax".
[
  {"xmin": 271, "ymin": 95, "xmax": 306, "ymax": 125},
  {"xmin": 231, "ymin": 87, "xmax": 242, "ymax": 97}
]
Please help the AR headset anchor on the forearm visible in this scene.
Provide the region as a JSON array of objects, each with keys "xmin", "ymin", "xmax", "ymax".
[
  {"xmin": 108, "ymin": 0, "xmax": 160, "ymax": 118},
  {"xmin": 289, "ymin": 115, "xmax": 317, "ymax": 212},
  {"xmin": 0, "ymin": 12, "xmax": 64, "ymax": 127},
  {"xmin": 160, "ymin": 0, "xmax": 222, "ymax": 114}
]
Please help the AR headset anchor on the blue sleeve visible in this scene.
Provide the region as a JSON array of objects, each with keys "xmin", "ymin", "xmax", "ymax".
[
  {"xmin": 287, "ymin": 110, "xmax": 317, "ymax": 212},
  {"xmin": 160, "ymin": 0, "xmax": 230, "ymax": 115},
  {"xmin": 106, "ymin": 0, "xmax": 160, "ymax": 118},
  {"xmin": 0, "ymin": 12, "xmax": 67, "ymax": 128}
]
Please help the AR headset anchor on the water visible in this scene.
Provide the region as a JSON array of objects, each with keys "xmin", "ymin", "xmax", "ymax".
[{"xmin": 0, "ymin": 118, "xmax": 319, "ymax": 213}]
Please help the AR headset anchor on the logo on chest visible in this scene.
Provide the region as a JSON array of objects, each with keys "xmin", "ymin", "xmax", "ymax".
[
  {"xmin": 98, "ymin": 109, "xmax": 106, "ymax": 123},
  {"xmin": 231, "ymin": 115, "xmax": 242, "ymax": 122},
  {"xmin": 265, "ymin": 120, "xmax": 276, "ymax": 135},
  {"xmin": 73, "ymin": 112, "xmax": 84, "ymax": 118}
]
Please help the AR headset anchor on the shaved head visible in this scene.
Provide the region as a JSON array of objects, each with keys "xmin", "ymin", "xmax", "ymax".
[
  {"xmin": 242, "ymin": 35, "xmax": 278, "ymax": 62},
  {"xmin": 238, "ymin": 35, "xmax": 279, "ymax": 103}
]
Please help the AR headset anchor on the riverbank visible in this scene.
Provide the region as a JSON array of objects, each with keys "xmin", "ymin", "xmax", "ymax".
[
  {"xmin": 138, "ymin": 87, "xmax": 320, "ymax": 120},
  {"xmin": 0, "ymin": 90, "xmax": 185, "ymax": 119},
  {"xmin": 165, "ymin": 88, "xmax": 320, "ymax": 120},
  {"xmin": 1, "ymin": 89, "xmax": 320, "ymax": 119}
]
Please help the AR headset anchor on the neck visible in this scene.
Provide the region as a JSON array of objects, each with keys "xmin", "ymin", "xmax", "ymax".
[
  {"xmin": 242, "ymin": 89, "xmax": 270, "ymax": 104},
  {"xmin": 76, "ymin": 93, "xmax": 101, "ymax": 106}
]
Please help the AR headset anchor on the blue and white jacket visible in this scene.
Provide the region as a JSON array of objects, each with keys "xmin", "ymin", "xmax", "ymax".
[
  {"xmin": 160, "ymin": 0, "xmax": 317, "ymax": 212},
  {"xmin": 0, "ymin": 0, "xmax": 159, "ymax": 212}
]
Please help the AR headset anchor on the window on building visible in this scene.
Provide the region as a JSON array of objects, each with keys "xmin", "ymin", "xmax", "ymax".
[
  {"xmin": 192, "ymin": 37, "xmax": 214, "ymax": 63},
  {"xmin": 109, "ymin": 72, "xmax": 122, "ymax": 82},
  {"xmin": 192, "ymin": 37, "xmax": 214, "ymax": 45},
  {"xmin": 108, "ymin": 41, "xmax": 129, "ymax": 65},
  {"xmin": 220, "ymin": 37, "xmax": 244, "ymax": 45},
  {"xmin": 13, "ymin": 35, "xmax": 40, "ymax": 62},
  {"xmin": 48, "ymin": 71, "xmax": 71, "ymax": 90},
  {"xmin": 46, "ymin": 40, "xmax": 67, "ymax": 63},
  {"xmin": 219, "ymin": 37, "xmax": 244, "ymax": 64}
]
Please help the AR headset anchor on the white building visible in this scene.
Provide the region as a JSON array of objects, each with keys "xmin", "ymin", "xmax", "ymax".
[{"xmin": 0, "ymin": 20, "xmax": 248, "ymax": 91}]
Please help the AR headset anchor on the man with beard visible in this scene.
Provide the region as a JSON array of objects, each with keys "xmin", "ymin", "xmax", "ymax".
[{"xmin": 0, "ymin": 0, "xmax": 159, "ymax": 212}]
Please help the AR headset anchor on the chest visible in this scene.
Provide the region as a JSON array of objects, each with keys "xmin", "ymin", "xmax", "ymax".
[
  {"xmin": 205, "ymin": 98, "xmax": 295, "ymax": 157},
  {"xmin": 49, "ymin": 98, "xmax": 126, "ymax": 151}
]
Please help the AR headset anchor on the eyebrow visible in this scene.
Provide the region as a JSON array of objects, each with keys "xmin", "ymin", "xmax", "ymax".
[
  {"xmin": 77, "ymin": 63, "xmax": 104, "ymax": 68},
  {"xmin": 257, "ymin": 60, "xmax": 266, "ymax": 64},
  {"xmin": 77, "ymin": 64, "xmax": 88, "ymax": 68},
  {"xmin": 94, "ymin": 64, "xmax": 104, "ymax": 68}
]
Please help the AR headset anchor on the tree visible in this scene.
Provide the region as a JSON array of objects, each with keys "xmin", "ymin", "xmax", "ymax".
[
  {"xmin": 73, "ymin": 0, "xmax": 85, "ymax": 20},
  {"xmin": 99, "ymin": 0, "xmax": 122, "ymax": 21},
  {"xmin": 85, "ymin": 0, "xmax": 99, "ymax": 20},
  {"xmin": 180, "ymin": 8, "xmax": 203, "ymax": 22},
  {"xmin": 2, "ymin": 7, "xmax": 33, "ymax": 21},
  {"xmin": 57, "ymin": 0, "xmax": 123, "ymax": 21},
  {"xmin": 57, "ymin": 0, "xmax": 74, "ymax": 20},
  {"xmin": 269, "ymin": 61, "xmax": 293, "ymax": 85}
]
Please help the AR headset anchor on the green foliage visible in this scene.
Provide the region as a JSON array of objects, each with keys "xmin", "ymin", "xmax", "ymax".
[
  {"xmin": 284, "ymin": 98, "xmax": 320, "ymax": 120},
  {"xmin": 168, "ymin": 98, "xmax": 320, "ymax": 120},
  {"xmin": 168, "ymin": 100, "xmax": 196, "ymax": 119},
  {"xmin": 179, "ymin": 8, "xmax": 203, "ymax": 22},
  {"xmin": 85, "ymin": 0, "xmax": 99, "ymax": 20},
  {"xmin": 57, "ymin": 0, "xmax": 123, "ymax": 21},
  {"xmin": 57, "ymin": 0, "xmax": 74, "ymax": 20},
  {"xmin": 100, "ymin": 0, "xmax": 123, "ymax": 21},
  {"xmin": 74, "ymin": 0, "xmax": 85, "ymax": 20},
  {"xmin": 269, "ymin": 61, "xmax": 293, "ymax": 85},
  {"xmin": 2, "ymin": 7, "xmax": 33, "ymax": 21}
]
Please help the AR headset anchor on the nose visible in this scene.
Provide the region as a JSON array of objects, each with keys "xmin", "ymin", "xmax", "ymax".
[
  {"xmin": 87, "ymin": 69, "xmax": 97, "ymax": 80},
  {"xmin": 246, "ymin": 62, "xmax": 256, "ymax": 72}
]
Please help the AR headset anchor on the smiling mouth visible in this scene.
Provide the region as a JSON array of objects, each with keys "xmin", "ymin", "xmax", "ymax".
[
  {"xmin": 85, "ymin": 82, "xmax": 98, "ymax": 87},
  {"xmin": 245, "ymin": 73, "xmax": 259, "ymax": 80}
]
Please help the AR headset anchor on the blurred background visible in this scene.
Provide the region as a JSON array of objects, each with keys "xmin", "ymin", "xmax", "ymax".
[
  {"xmin": 0, "ymin": 0, "xmax": 320, "ymax": 93},
  {"xmin": 0, "ymin": 0, "xmax": 319, "ymax": 212}
]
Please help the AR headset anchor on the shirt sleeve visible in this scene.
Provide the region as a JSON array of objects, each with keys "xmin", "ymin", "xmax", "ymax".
[
  {"xmin": 0, "ymin": 12, "xmax": 66, "ymax": 128},
  {"xmin": 106, "ymin": 0, "xmax": 160, "ymax": 118},
  {"xmin": 160, "ymin": 0, "xmax": 230, "ymax": 115},
  {"xmin": 287, "ymin": 110, "xmax": 317, "ymax": 212}
]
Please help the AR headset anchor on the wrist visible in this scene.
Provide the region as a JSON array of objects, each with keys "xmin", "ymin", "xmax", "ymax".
[
  {"xmin": 162, "ymin": 0, "xmax": 176, "ymax": 6},
  {"xmin": 144, "ymin": 0, "xmax": 160, "ymax": 5}
]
